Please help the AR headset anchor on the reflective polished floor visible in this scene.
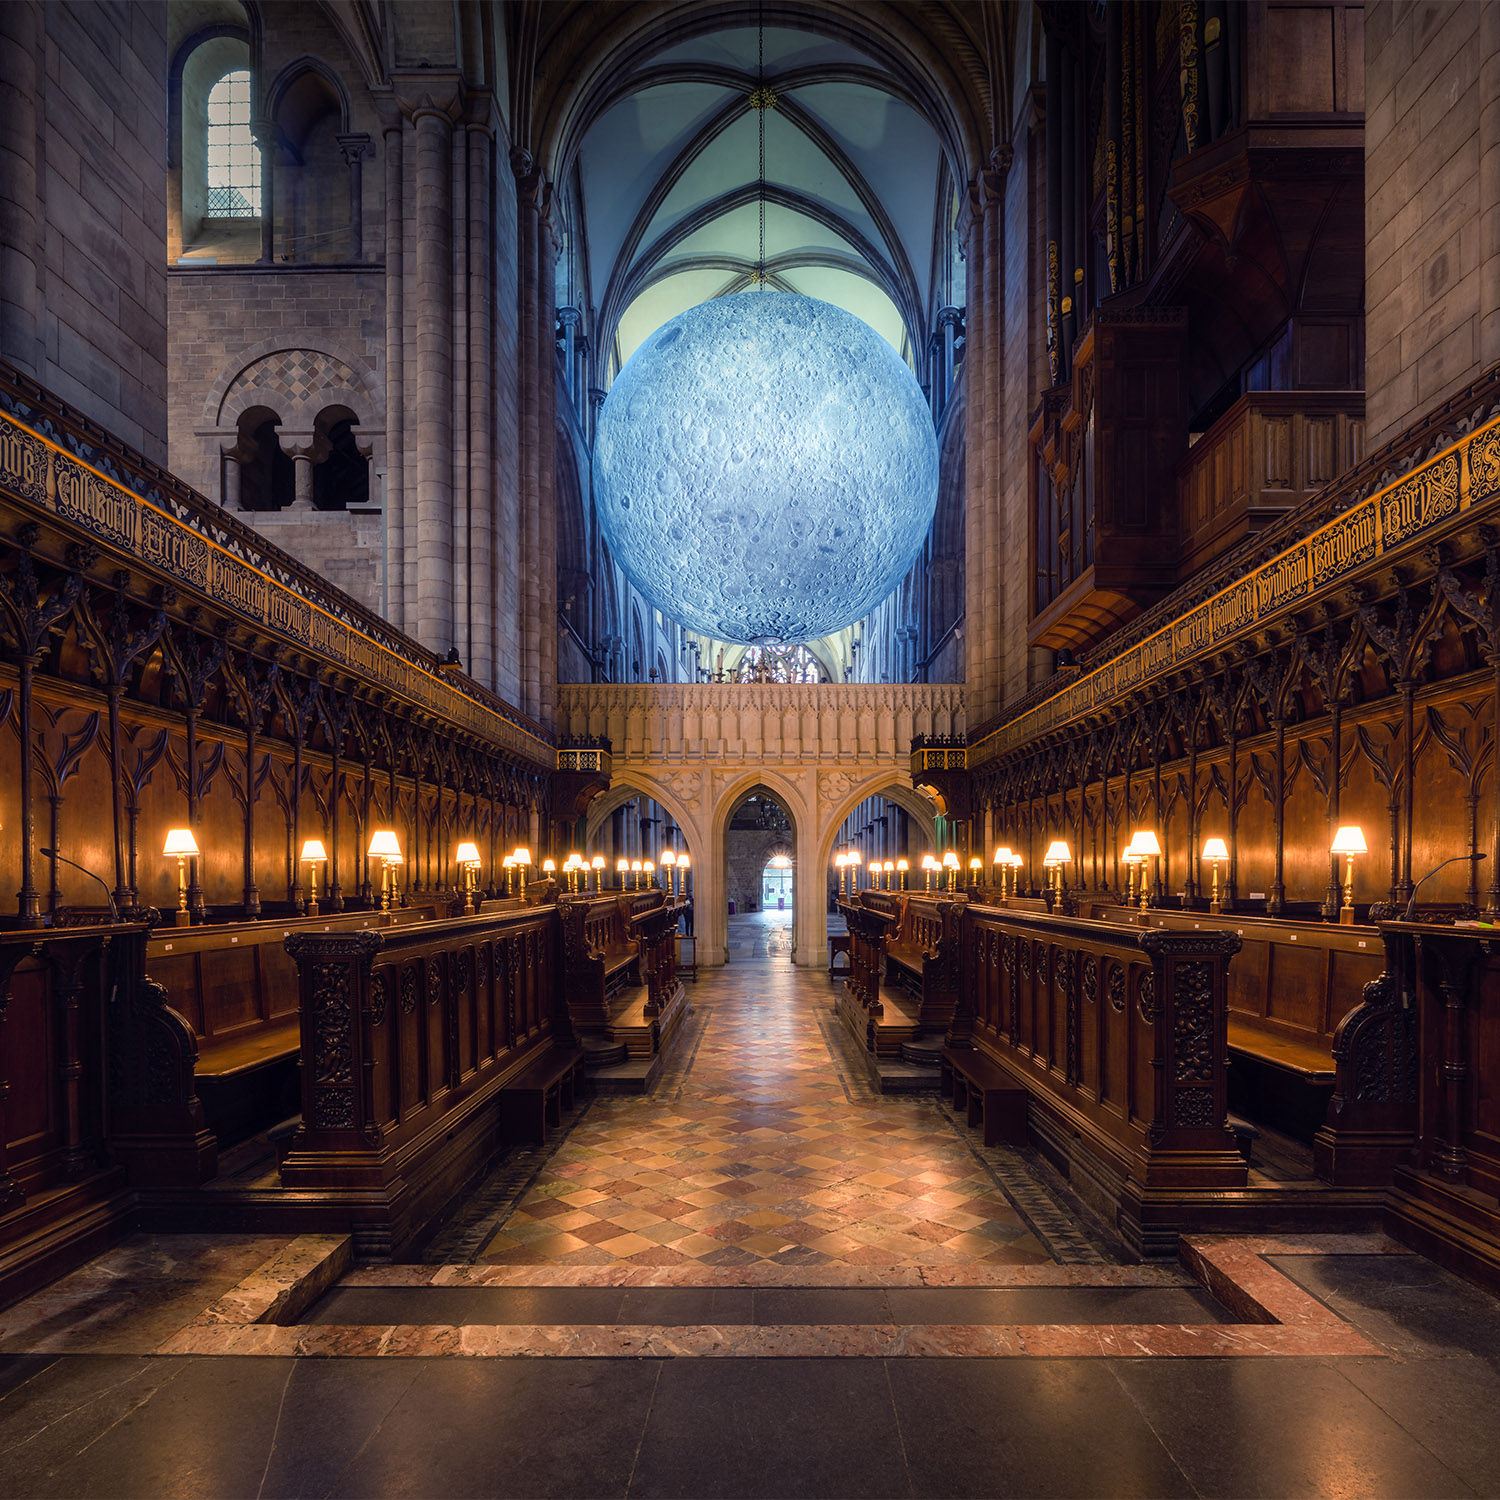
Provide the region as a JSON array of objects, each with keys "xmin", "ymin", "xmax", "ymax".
[
  {"xmin": 4, "ymin": 913, "xmax": 1500, "ymax": 1497},
  {"xmin": 473, "ymin": 912, "xmax": 1051, "ymax": 1268}
]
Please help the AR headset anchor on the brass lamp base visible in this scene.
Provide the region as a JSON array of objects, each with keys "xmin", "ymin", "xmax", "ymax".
[
  {"xmin": 174, "ymin": 908, "xmax": 191, "ymax": 927},
  {"xmin": 1339, "ymin": 905, "xmax": 1356, "ymax": 925}
]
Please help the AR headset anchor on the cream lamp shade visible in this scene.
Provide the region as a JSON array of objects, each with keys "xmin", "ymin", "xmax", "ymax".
[
  {"xmin": 834, "ymin": 854, "xmax": 847, "ymax": 869},
  {"xmin": 849, "ymin": 849, "xmax": 862, "ymax": 866},
  {"xmin": 592, "ymin": 856, "xmax": 605, "ymax": 870},
  {"xmin": 368, "ymin": 830, "xmax": 401, "ymax": 859},
  {"xmin": 1044, "ymin": 840, "xmax": 1071, "ymax": 864},
  {"xmin": 1131, "ymin": 830, "xmax": 1162, "ymax": 857},
  {"xmin": 644, "ymin": 860, "xmax": 654, "ymax": 874},
  {"xmin": 768, "ymin": 854, "xmax": 792, "ymax": 869},
  {"xmin": 1330, "ymin": 825, "xmax": 1368, "ymax": 855},
  {"xmin": 896, "ymin": 858, "xmax": 908, "ymax": 872},
  {"xmin": 1122, "ymin": 848, "xmax": 1140, "ymax": 863},
  {"xmin": 542, "ymin": 858, "xmax": 556, "ymax": 874},
  {"xmin": 299, "ymin": 838, "xmax": 327, "ymax": 863},
  {"xmin": 513, "ymin": 847, "xmax": 531, "ymax": 865},
  {"xmin": 616, "ymin": 857, "xmax": 628, "ymax": 871},
  {"xmin": 1201, "ymin": 837, "xmax": 1229, "ymax": 862},
  {"xmin": 385, "ymin": 853, "xmax": 404, "ymax": 866},
  {"xmin": 677, "ymin": 855, "xmax": 689, "ymax": 870},
  {"xmin": 163, "ymin": 828, "xmax": 199, "ymax": 857},
  {"xmin": 455, "ymin": 841, "xmax": 480, "ymax": 866},
  {"xmin": 995, "ymin": 846, "xmax": 1012, "ymax": 864},
  {"xmin": 969, "ymin": 857, "xmax": 982, "ymax": 870},
  {"xmin": 631, "ymin": 859, "xmax": 642, "ymax": 872},
  {"xmin": 942, "ymin": 851, "xmax": 959, "ymax": 870},
  {"xmin": 661, "ymin": 850, "xmax": 677, "ymax": 867},
  {"xmin": 922, "ymin": 855, "xmax": 938, "ymax": 870}
]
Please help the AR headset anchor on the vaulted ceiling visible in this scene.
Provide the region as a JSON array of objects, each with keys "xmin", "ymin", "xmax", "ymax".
[{"xmin": 565, "ymin": 24, "xmax": 963, "ymax": 379}]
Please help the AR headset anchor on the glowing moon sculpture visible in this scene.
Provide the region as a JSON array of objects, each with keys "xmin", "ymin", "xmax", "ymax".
[{"xmin": 593, "ymin": 293, "xmax": 939, "ymax": 645}]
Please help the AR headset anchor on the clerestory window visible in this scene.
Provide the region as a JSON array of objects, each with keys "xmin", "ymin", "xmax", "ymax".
[{"xmin": 205, "ymin": 70, "xmax": 260, "ymax": 217}]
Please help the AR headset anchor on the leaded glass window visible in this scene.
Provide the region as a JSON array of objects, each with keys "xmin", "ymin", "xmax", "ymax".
[
  {"xmin": 205, "ymin": 71, "xmax": 260, "ymax": 217},
  {"xmin": 735, "ymin": 645, "xmax": 826, "ymax": 683}
]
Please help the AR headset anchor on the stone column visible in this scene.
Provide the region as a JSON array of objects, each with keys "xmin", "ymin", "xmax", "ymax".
[
  {"xmin": 466, "ymin": 108, "xmax": 495, "ymax": 688},
  {"xmin": 282, "ymin": 432, "xmax": 317, "ymax": 509},
  {"xmin": 1481, "ymin": 5, "xmax": 1500, "ymax": 372},
  {"xmin": 449, "ymin": 123, "xmax": 470, "ymax": 676},
  {"xmin": 0, "ymin": 0, "xmax": 40, "ymax": 376},
  {"xmin": 514, "ymin": 154, "xmax": 559, "ymax": 726},
  {"xmin": 938, "ymin": 306, "xmax": 961, "ymax": 409},
  {"xmin": 982, "ymin": 147, "xmax": 1009, "ymax": 705},
  {"xmin": 337, "ymin": 133, "xmax": 372, "ymax": 261},
  {"xmin": 381, "ymin": 110, "xmax": 405, "ymax": 628},
  {"xmin": 221, "ymin": 440, "xmax": 248, "ymax": 509},
  {"xmin": 413, "ymin": 101, "xmax": 454, "ymax": 650},
  {"xmin": 557, "ymin": 307, "xmax": 582, "ymax": 410},
  {"xmin": 963, "ymin": 175, "xmax": 992, "ymax": 717},
  {"xmin": 253, "ymin": 118, "xmax": 278, "ymax": 264}
]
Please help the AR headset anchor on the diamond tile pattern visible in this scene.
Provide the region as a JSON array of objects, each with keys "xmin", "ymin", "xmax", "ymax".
[
  {"xmin": 478, "ymin": 921, "xmax": 1051, "ymax": 1269},
  {"xmin": 225, "ymin": 349, "xmax": 361, "ymax": 406}
]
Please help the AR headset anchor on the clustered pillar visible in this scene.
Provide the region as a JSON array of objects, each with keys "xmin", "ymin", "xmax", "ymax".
[
  {"xmin": 964, "ymin": 148, "xmax": 1010, "ymax": 727},
  {"xmin": 515, "ymin": 151, "xmax": 559, "ymax": 727},
  {"xmin": 379, "ymin": 83, "xmax": 519, "ymax": 703},
  {"xmin": 0, "ymin": 0, "xmax": 41, "ymax": 377}
]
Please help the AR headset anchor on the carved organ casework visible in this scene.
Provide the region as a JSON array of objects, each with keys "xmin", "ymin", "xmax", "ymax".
[{"xmin": 1030, "ymin": 0, "xmax": 1364, "ymax": 656}]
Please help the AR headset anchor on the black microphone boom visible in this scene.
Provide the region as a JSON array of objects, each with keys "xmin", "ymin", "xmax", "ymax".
[
  {"xmin": 40, "ymin": 848, "xmax": 118, "ymax": 923},
  {"xmin": 1404, "ymin": 852, "xmax": 1487, "ymax": 922}
]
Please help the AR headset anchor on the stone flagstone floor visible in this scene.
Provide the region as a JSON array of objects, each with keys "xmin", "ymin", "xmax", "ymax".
[{"xmin": 470, "ymin": 915, "xmax": 1054, "ymax": 1269}]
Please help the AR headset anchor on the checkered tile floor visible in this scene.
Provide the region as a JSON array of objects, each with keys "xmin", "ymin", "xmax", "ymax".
[{"xmin": 477, "ymin": 926, "xmax": 1052, "ymax": 1268}]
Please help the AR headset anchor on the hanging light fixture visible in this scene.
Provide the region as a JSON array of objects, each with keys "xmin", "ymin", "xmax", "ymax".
[{"xmin": 747, "ymin": 0, "xmax": 776, "ymax": 289}]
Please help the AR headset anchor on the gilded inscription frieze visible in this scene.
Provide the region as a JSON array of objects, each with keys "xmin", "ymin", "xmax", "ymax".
[
  {"xmin": 0, "ymin": 407, "xmax": 550, "ymax": 765},
  {"xmin": 974, "ymin": 415, "xmax": 1500, "ymax": 763}
]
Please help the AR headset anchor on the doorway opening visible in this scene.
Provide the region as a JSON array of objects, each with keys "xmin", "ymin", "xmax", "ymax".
[
  {"xmin": 726, "ymin": 788, "xmax": 795, "ymax": 964},
  {"xmin": 762, "ymin": 853, "xmax": 793, "ymax": 911}
]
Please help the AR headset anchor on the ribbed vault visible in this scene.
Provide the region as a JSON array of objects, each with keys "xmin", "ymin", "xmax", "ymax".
[{"xmin": 526, "ymin": 3, "xmax": 1004, "ymax": 380}]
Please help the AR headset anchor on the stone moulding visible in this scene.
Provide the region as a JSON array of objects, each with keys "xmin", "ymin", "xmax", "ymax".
[{"xmin": 971, "ymin": 411, "xmax": 1500, "ymax": 765}]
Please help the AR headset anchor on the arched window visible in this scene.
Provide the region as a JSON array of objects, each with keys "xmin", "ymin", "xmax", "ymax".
[
  {"xmin": 736, "ymin": 645, "xmax": 827, "ymax": 683},
  {"xmin": 206, "ymin": 70, "xmax": 260, "ymax": 217}
]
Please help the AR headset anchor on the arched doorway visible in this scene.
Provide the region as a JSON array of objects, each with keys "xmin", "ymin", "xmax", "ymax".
[
  {"xmin": 762, "ymin": 852, "xmax": 793, "ymax": 911},
  {"xmin": 724, "ymin": 787, "xmax": 796, "ymax": 964}
]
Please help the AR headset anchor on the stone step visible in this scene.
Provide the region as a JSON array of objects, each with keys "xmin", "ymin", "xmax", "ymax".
[
  {"xmin": 900, "ymin": 1034, "xmax": 947, "ymax": 1066},
  {"xmin": 300, "ymin": 1281, "xmax": 1228, "ymax": 1328},
  {"xmin": 579, "ymin": 1037, "xmax": 628, "ymax": 1069}
]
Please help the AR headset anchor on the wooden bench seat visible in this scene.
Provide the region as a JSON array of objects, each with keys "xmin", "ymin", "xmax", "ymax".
[
  {"xmin": 864, "ymin": 893, "xmax": 960, "ymax": 1031},
  {"xmin": 885, "ymin": 944, "xmax": 923, "ymax": 987},
  {"xmin": 1227, "ymin": 1020, "xmax": 1335, "ymax": 1083},
  {"xmin": 500, "ymin": 1047, "xmax": 584, "ymax": 1145},
  {"xmin": 941, "ymin": 1046, "xmax": 1027, "ymax": 1147},
  {"xmin": 560, "ymin": 893, "xmax": 687, "ymax": 1063},
  {"xmin": 194, "ymin": 1018, "xmax": 301, "ymax": 1080}
]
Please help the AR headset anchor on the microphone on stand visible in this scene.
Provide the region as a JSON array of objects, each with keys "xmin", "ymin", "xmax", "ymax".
[
  {"xmin": 1404, "ymin": 852, "xmax": 1487, "ymax": 922},
  {"xmin": 40, "ymin": 848, "xmax": 118, "ymax": 923}
]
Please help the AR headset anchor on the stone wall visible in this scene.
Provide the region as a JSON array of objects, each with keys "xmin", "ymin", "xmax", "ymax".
[
  {"xmin": 1366, "ymin": 1, "xmax": 1500, "ymax": 446},
  {"xmin": 0, "ymin": 1, "xmax": 168, "ymax": 460},
  {"xmin": 167, "ymin": 268, "xmax": 388, "ymax": 495},
  {"xmin": 727, "ymin": 830, "xmax": 791, "ymax": 914}
]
